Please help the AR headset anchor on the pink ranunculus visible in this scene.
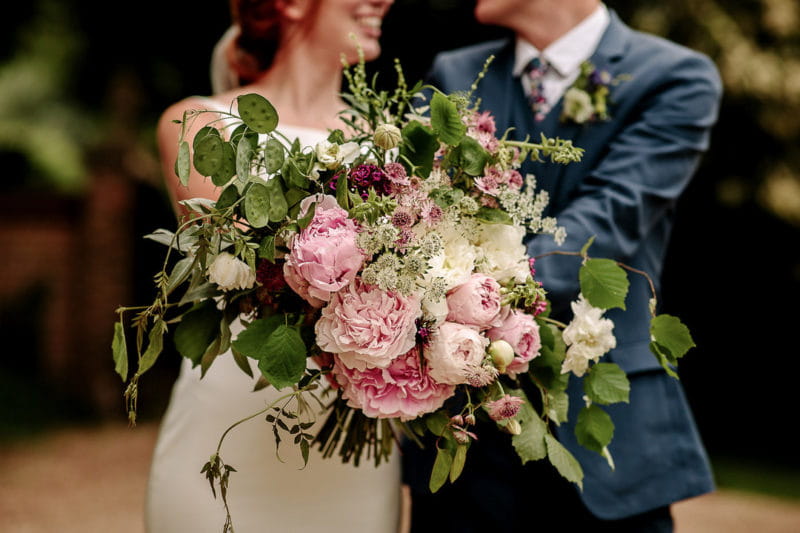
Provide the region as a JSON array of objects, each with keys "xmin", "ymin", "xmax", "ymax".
[
  {"xmin": 283, "ymin": 195, "xmax": 364, "ymax": 306},
  {"xmin": 446, "ymin": 273, "xmax": 503, "ymax": 329},
  {"xmin": 424, "ymin": 322, "xmax": 489, "ymax": 385},
  {"xmin": 332, "ymin": 348, "xmax": 455, "ymax": 421},
  {"xmin": 487, "ymin": 308, "xmax": 542, "ymax": 376},
  {"xmin": 315, "ymin": 279, "xmax": 421, "ymax": 370}
]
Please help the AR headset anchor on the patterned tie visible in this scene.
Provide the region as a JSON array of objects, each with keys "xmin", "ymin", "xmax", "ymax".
[{"xmin": 524, "ymin": 56, "xmax": 550, "ymax": 121}]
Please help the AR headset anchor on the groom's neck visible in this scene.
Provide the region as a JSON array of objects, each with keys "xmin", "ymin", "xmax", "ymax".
[{"xmin": 497, "ymin": 0, "xmax": 600, "ymax": 50}]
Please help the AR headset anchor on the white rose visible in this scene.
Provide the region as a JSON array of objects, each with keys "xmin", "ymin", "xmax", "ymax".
[
  {"xmin": 560, "ymin": 294, "xmax": 616, "ymax": 376},
  {"xmin": 474, "ymin": 223, "xmax": 529, "ymax": 284},
  {"xmin": 563, "ymin": 88, "xmax": 594, "ymax": 124},
  {"xmin": 207, "ymin": 252, "xmax": 256, "ymax": 292},
  {"xmin": 314, "ymin": 140, "xmax": 360, "ymax": 170},
  {"xmin": 425, "ymin": 322, "xmax": 489, "ymax": 385}
]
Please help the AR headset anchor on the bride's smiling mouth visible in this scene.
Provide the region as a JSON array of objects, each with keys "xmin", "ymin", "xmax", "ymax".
[{"xmin": 355, "ymin": 15, "xmax": 384, "ymax": 38}]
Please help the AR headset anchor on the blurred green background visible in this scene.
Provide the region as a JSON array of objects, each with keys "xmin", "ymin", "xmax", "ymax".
[{"xmin": 1, "ymin": 0, "xmax": 798, "ymax": 501}]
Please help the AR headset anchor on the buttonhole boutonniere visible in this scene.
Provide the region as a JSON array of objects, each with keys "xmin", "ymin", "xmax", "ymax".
[{"xmin": 561, "ymin": 61, "xmax": 628, "ymax": 124}]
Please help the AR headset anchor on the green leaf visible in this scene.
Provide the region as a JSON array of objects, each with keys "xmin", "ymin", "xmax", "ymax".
[
  {"xmin": 450, "ymin": 444, "xmax": 468, "ymax": 483},
  {"xmin": 300, "ymin": 439, "xmax": 310, "ymax": 467},
  {"xmin": 575, "ymin": 404, "xmax": 614, "ymax": 454},
  {"xmin": 244, "ymin": 182, "xmax": 271, "ymax": 228},
  {"xmin": 192, "ymin": 126, "xmax": 220, "ymax": 149},
  {"xmin": 476, "ymin": 206, "xmax": 513, "ymax": 225},
  {"xmin": 215, "ymin": 184, "xmax": 240, "ymax": 211},
  {"xmin": 112, "ymin": 321, "xmax": 128, "ymax": 382},
  {"xmin": 174, "ymin": 300, "xmax": 223, "ymax": 366},
  {"xmin": 231, "ymin": 346, "xmax": 254, "ymax": 378},
  {"xmin": 258, "ymin": 235, "xmax": 276, "ymax": 261},
  {"xmin": 424, "ymin": 411, "xmax": 450, "ymax": 437},
  {"xmin": 193, "ymin": 132, "xmax": 224, "ymax": 177},
  {"xmin": 579, "ymin": 236, "xmax": 596, "ymax": 258},
  {"xmin": 530, "ymin": 323, "xmax": 568, "ymax": 391},
  {"xmin": 264, "ymin": 138, "xmax": 285, "ymax": 174},
  {"xmin": 297, "ymin": 202, "xmax": 316, "ymax": 230},
  {"xmin": 256, "ymin": 325, "xmax": 307, "ymax": 390},
  {"xmin": 236, "ymin": 134, "xmax": 254, "ymax": 183},
  {"xmin": 264, "ymin": 178, "xmax": 288, "ymax": 223},
  {"xmin": 650, "ymin": 314, "xmax": 695, "ymax": 361},
  {"xmin": 429, "ymin": 446, "xmax": 453, "ymax": 493},
  {"xmin": 211, "ymin": 141, "xmax": 236, "ymax": 186},
  {"xmin": 237, "ymin": 93, "xmax": 279, "ymax": 133},
  {"xmin": 165, "ymin": 256, "xmax": 194, "ymax": 296},
  {"xmin": 232, "ymin": 315, "xmax": 285, "ymax": 358},
  {"xmin": 579, "ymin": 258, "xmax": 629, "ymax": 310},
  {"xmin": 200, "ymin": 336, "xmax": 222, "ymax": 377},
  {"xmin": 512, "ymin": 403, "xmax": 547, "ymax": 463},
  {"xmin": 175, "ymin": 141, "xmax": 190, "ymax": 185},
  {"xmin": 138, "ymin": 322, "xmax": 165, "ymax": 375},
  {"xmin": 399, "ymin": 121, "xmax": 439, "ymax": 177},
  {"xmin": 649, "ymin": 341, "xmax": 680, "ymax": 378},
  {"xmin": 583, "ymin": 362, "xmax": 630, "ymax": 405},
  {"xmin": 449, "ymin": 136, "xmax": 489, "ymax": 176},
  {"xmin": 430, "ymin": 92, "xmax": 466, "ymax": 146},
  {"xmin": 546, "ymin": 390, "xmax": 570, "ymax": 425},
  {"xmin": 545, "ymin": 434, "xmax": 583, "ymax": 490}
]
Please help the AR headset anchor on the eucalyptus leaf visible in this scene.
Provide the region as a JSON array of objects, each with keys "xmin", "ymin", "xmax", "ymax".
[
  {"xmin": 193, "ymin": 132, "xmax": 224, "ymax": 177},
  {"xmin": 244, "ymin": 182, "xmax": 271, "ymax": 228},
  {"xmin": 215, "ymin": 184, "xmax": 240, "ymax": 211},
  {"xmin": 430, "ymin": 92, "xmax": 466, "ymax": 146},
  {"xmin": 192, "ymin": 126, "xmax": 221, "ymax": 149},
  {"xmin": 545, "ymin": 434, "xmax": 583, "ymax": 489},
  {"xmin": 429, "ymin": 446, "xmax": 453, "ymax": 493},
  {"xmin": 211, "ymin": 141, "xmax": 236, "ymax": 186},
  {"xmin": 264, "ymin": 178, "xmax": 288, "ymax": 222},
  {"xmin": 264, "ymin": 138, "xmax": 285, "ymax": 174},
  {"xmin": 112, "ymin": 321, "xmax": 128, "ymax": 382},
  {"xmin": 176, "ymin": 141, "xmax": 190, "ymax": 185},
  {"xmin": 575, "ymin": 404, "xmax": 615, "ymax": 454},
  {"xmin": 256, "ymin": 325, "xmax": 307, "ymax": 390},
  {"xmin": 583, "ymin": 362, "xmax": 630, "ymax": 405},
  {"xmin": 579, "ymin": 258, "xmax": 629, "ymax": 310},
  {"xmin": 237, "ymin": 93, "xmax": 279, "ymax": 133}
]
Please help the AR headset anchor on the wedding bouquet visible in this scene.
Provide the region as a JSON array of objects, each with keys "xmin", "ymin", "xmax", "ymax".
[{"xmin": 113, "ymin": 55, "xmax": 694, "ymax": 524}]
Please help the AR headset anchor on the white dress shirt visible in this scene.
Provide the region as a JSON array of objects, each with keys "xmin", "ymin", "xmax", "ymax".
[{"xmin": 513, "ymin": 4, "xmax": 610, "ymax": 107}]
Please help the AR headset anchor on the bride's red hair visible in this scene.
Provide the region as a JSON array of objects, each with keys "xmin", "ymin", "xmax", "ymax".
[{"xmin": 228, "ymin": 0, "xmax": 321, "ymax": 83}]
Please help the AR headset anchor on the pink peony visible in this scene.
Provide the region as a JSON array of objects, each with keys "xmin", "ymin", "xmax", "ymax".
[
  {"xmin": 315, "ymin": 279, "xmax": 421, "ymax": 370},
  {"xmin": 424, "ymin": 322, "xmax": 489, "ymax": 385},
  {"xmin": 283, "ymin": 195, "xmax": 364, "ymax": 306},
  {"xmin": 487, "ymin": 308, "xmax": 542, "ymax": 376},
  {"xmin": 446, "ymin": 273, "xmax": 503, "ymax": 329},
  {"xmin": 332, "ymin": 348, "xmax": 455, "ymax": 421}
]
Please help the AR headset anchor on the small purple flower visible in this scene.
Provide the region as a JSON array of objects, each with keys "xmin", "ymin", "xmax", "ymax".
[
  {"xmin": 486, "ymin": 395, "xmax": 524, "ymax": 421},
  {"xmin": 350, "ymin": 164, "xmax": 390, "ymax": 198},
  {"xmin": 415, "ymin": 318, "xmax": 435, "ymax": 347}
]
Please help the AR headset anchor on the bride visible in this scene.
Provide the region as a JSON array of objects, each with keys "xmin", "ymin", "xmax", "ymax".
[{"xmin": 145, "ymin": 1, "xmax": 400, "ymax": 532}]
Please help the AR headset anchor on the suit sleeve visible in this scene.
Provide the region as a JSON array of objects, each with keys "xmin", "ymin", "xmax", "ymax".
[{"xmin": 527, "ymin": 53, "xmax": 723, "ymax": 309}]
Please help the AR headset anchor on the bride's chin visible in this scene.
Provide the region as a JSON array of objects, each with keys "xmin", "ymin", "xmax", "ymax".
[{"xmin": 344, "ymin": 42, "xmax": 381, "ymax": 63}]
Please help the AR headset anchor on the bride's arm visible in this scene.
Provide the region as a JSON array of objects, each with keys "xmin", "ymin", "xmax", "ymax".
[{"xmin": 157, "ymin": 97, "xmax": 226, "ymax": 217}]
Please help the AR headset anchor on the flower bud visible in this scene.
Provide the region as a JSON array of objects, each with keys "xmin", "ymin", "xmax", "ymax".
[
  {"xmin": 450, "ymin": 414, "xmax": 464, "ymax": 426},
  {"xmin": 488, "ymin": 339, "xmax": 515, "ymax": 373},
  {"xmin": 504, "ymin": 419, "xmax": 522, "ymax": 435},
  {"xmin": 464, "ymin": 414, "xmax": 476, "ymax": 426},
  {"xmin": 373, "ymin": 123, "xmax": 402, "ymax": 150}
]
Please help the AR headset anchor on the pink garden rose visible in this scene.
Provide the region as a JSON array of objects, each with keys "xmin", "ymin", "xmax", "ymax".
[
  {"xmin": 315, "ymin": 279, "xmax": 421, "ymax": 370},
  {"xmin": 424, "ymin": 322, "xmax": 489, "ymax": 385},
  {"xmin": 446, "ymin": 273, "xmax": 503, "ymax": 329},
  {"xmin": 283, "ymin": 195, "xmax": 364, "ymax": 306},
  {"xmin": 332, "ymin": 348, "xmax": 455, "ymax": 421},
  {"xmin": 487, "ymin": 308, "xmax": 542, "ymax": 376}
]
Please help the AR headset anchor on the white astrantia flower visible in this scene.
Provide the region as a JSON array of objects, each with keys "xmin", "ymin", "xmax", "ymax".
[
  {"xmin": 207, "ymin": 252, "xmax": 256, "ymax": 292},
  {"xmin": 563, "ymin": 87, "xmax": 594, "ymax": 124},
  {"xmin": 560, "ymin": 294, "xmax": 616, "ymax": 377},
  {"xmin": 473, "ymin": 222, "xmax": 529, "ymax": 284},
  {"xmin": 314, "ymin": 140, "xmax": 360, "ymax": 170}
]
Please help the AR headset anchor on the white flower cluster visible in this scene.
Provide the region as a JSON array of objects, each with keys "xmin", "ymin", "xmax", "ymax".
[
  {"xmin": 560, "ymin": 294, "xmax": 617, "ymax": 376},
  {"xmin": 497, "ymin": 174, "xmax": 567, "ymax": 245}
]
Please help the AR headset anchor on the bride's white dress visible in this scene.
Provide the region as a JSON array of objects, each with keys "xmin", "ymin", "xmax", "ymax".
[{"xmin": 145, "ymin": 122, "xmax": 402, "ymax": 532}]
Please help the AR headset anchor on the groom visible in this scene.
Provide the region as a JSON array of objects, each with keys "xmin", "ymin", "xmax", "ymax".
[{"xmin": 404, "ymin": 1, "xmax": 722, "ymax": 530}]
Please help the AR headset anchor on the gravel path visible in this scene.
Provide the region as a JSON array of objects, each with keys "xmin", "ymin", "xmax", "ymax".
[{"xmin": 1, "ymin": 423, "xmax": 799, "ymax": 532}]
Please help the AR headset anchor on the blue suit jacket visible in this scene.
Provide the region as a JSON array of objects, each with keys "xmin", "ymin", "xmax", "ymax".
[{"xmin": 420, "ymin": 12, "xmax": 721, "ymax": 520}]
